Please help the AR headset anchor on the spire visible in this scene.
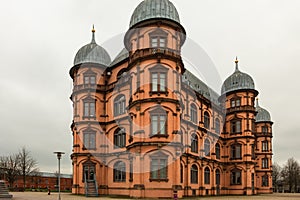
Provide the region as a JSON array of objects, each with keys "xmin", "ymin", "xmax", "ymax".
[
  {"xmin": 235, "ymin": 56, "xmax": 239, "ymax": 71},
  {"xmin": 91, "ymin": 24, "xmax": 96, "ymax": 44},
  {"xmin": 256, "ymin": 98, "xmax": 260, "ymax": 107}
]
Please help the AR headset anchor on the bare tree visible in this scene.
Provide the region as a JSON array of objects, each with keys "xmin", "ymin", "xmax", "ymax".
[
  {"xmin": 0, "ymin": 155, "xmax": 20, "ymax": 187},
  {"xmin": 281, "ymin": 158, "xmax": 300, "ymax": 192},
  {"xmin": 272, "ymin": 162, "xmax": 282, "ymax": 192},
  {"xmin": 17, "ymin": 147, "xmax": 39, "ymax": 189}
]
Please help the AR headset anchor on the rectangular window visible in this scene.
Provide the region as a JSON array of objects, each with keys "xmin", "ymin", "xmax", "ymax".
[
  {"xmin": 231, "ymin": 99, "xmax": 241, "ymax": 107},
  {"xmin": 83, "ymin": 132, "xmax": 96, "ymax": 149},
  {"xmin": 84, "ymin": 102, "xmax": 95, "ymax": 117},
  {"xmin": 262, "ymin": 175, "xmax": 269, "ymax": 187},
  {"xmin": 231, "ymin": 144, "xmax": 242, "ymax": 159},
  {"xmin": 262, "ymin": 126, "xmax": 268, "ymax": 134},
  {"xmin": 84, "ymin": 75, "xmax": 96, "ymax": 85},
  {"xmin": 151, "ymin": 37, "xmax": 166, "ymax": 48},
  {"xmin": 150, "ymin": 159, "xmax": 167, "ymax": 180},
  {"xmin": 262, "ymin": 141, "xmax": 269, "ymax": 152},
  {"xmin": 262, "ymin": 158, "xmax": 269, "ymax": 169},
  {"xmin": 151, "ymin": 114, "xmax": 167, "ymax": 135},
  {"xmin": 231, "ymin": 170, "xmax": 242, "ymax": 185},
  {"xmin": 231, "ymin": 120, "xmax": 241, "ymax": 133},
  {"xmin": 151, "ymin": 38, "xmax": 158, "ymax": 47},
  {"xmin": 151, "ymin": 72, "xmax": 166, "ymax": 92}
]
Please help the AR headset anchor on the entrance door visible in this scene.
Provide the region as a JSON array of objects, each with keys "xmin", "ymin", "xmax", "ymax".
[{"xmin": 83, "ymin": 161, "xmax": 96, "ymax": 182}]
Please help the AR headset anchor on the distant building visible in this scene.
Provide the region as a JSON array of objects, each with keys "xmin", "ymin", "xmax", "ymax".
[
  {"xmin": 69, "ymin": 0, "xmax": 273, "ymax": 198},
  {"xmin": 1, "ymin": 172, "xmax": 72, "ymax": 191}
]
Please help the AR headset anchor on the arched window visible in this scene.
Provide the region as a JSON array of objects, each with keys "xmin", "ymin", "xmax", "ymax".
[
  {"xmin": 114, "ymin": 128, "xmax": 126, "ymax": 148},
  {"xmin": 215, "ymin": 118, "xmax": 220, "ymax": 134},
  {"xmin": 190, "ymin": 165, "xmax": 198, "ymax": 184},
  {"xmin": 215, "ymin": 143, "xmax": 221, "ymax": 160},
  {"xmin": 204, "ymin": 112, "xmax": 210, "ymax": 129},
  {"xmin": 204, "ymin": 139, "xmax": 210, "ymax": 156},
  {"xmin": 113, "ymin": 161, "xmax": 126, "ymax": 182},
  {"xmin": 231, "ymin": 143, "xmax": 242, "ymax": 159},
  {"xmin": 204, "ymin": 167, "xmax": 210, "ymax": 184},
  {"xmin": 114, "ymin": 95, "xmax": 126, "ymax": 116},
  {"xmin": 262, "ymin": 175, "xmax": 269, "ymax": 187},
  {"xmin": 231, "ymin": 168, "xmax": 242, "ymax": 185},
  {"xmin": 190, "ymin": 104, "xmax": 198, "ymax": 124},
  {"xmin": 215, "ymin": 169, "xmax": 221, "ymax": 185},
  {"xmin": 191, "ymin": 134, "xmax": 198, "ymax": 153}
]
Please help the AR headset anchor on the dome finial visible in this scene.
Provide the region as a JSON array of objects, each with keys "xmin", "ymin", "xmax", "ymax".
[
  {"xmin": 91, "ymin": 24, "xmax": 96, "ymax": 43},
  {"xmin": 256, "ymin": 98, "xmax": 259, "ymax": 107},
  {"xmin": 235, "ymin": 56, "xmax": 239, "ymax": 71}
]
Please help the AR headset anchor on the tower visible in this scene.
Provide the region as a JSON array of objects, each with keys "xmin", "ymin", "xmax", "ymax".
[
  {"xmin": 221, "ymin": 58, "xmax": 258, "ymax": 195},
  {"xmin": 255, "ymin": 99, "xmax": 273, "ymax": 194},
  {"xmin": 70, "ymin": 27, "xmax": 111, "ymax": 196}
]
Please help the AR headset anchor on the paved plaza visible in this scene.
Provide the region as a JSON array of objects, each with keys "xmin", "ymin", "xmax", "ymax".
[{"xmin": 4, "ymin": 192, "xmax": 300, "ymax": 200}]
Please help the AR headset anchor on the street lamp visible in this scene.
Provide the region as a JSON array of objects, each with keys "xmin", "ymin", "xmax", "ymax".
[{"xmin": 54, "ymin": 152, "xmax": 65, "ymax": 200}]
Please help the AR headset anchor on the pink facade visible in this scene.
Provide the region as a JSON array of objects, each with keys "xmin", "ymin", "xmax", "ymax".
[{"xmin": 69, "ymin": 0, "xmax": 273, "ymax": 198}]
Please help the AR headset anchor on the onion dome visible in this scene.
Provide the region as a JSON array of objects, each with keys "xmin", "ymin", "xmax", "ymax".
[
  {"xmin": 129, "ymin": 0, "xmax": 181, "ymax": 28},
  {"xmin": 256, "ymin": 99, "xmax": 271, "ymax": 122},
  {"xmin": 73, "ymin": 26, "xmax": 111, "ymax": 66},
  {"xmin": 221, "ymin": 58, "xmax": 255, "ymax": 95}
]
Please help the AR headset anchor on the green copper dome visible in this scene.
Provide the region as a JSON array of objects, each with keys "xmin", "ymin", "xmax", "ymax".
[
  {"xmin": 74, "ymin": 29, "xmax": 111, "ymax": 66},
  {"xmin": 129, "ymin": 0, "xmax": 180, "ymax": 28},
  {"xmin": 256, "ymin": 100, "xmax": 271, "ymax": 122},
  {"xmin": 221, "ymin": 59, "xmax": 255, "ymax": 95}
]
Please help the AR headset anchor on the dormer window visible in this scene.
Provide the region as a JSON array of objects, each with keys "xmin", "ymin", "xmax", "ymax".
[{"xmin": 149, "ymin": 28, "xmax": 168, "ymax": 48}]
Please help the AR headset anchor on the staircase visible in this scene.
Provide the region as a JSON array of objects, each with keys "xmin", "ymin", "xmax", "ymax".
[
  {"xmin": 86, "ymin": 180, "xmax": 98, "ymax": 197},
  {"xmin": 0, "ymin": 181, "xmax": 12, "ymax": 199},
  {"xmin": 84, "ymin": 174, "xmax": 98, "ymax": 197}
]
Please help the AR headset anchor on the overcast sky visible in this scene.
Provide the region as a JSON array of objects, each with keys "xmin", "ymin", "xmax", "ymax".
[{"xmin": 0, "ymin": 0, "xmax": 299, "ymax": 174}]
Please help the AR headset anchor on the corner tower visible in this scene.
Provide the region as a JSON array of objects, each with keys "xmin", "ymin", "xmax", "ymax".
[
  {"xmin": 255, "ymin": 99, "xmax": 273, "ymax": 194},
  {"xmin": 221, "ymin": 58, "xmax": 258, "ymax": 195},
  {"xmin": 70, "ymin": 27, "xmax": 111, "ymax": 196}
]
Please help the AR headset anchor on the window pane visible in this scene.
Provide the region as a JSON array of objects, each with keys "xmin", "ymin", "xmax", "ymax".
[
  {"xmin": 84, "ymin": 77, "xmax": 89, "ymax": 84},
  {"xmin": 160, "ymin": 38, "xmax": 166, "ymax": 47},
  {"xmin": 160, "ymin": 115, "xmax": 166, "ymax": 134},
  {"xmin": 90, "ymin": 102, "xmax": 95, "ymax": 116},
  {"xmin": 152, "ymin": 73, "xmax": 158, "ymax": 92},
  {"xmin": 151, "ymin": 38, "xmax": 158, "ymax": 47},
  {"xmin": 84, "ymin": 103, "xmax": 89, "ymax": 116},
  {"xmin": 160, "ymin": 73, "xmax": 166, "ymax": 91},
  {"xmin": 90, "ymin": 76, "xmax": 96, "ymax": 84},
  {"xmin": 151, "ymin": 116, "xmax": 158, "ymax": 135}
]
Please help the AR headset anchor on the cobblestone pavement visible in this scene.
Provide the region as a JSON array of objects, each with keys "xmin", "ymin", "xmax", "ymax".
[{"xmin": 7, "ymin": 192, "xmax": 300, "ymax": 200}]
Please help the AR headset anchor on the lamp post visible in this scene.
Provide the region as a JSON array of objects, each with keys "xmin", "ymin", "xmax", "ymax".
[{"xmin": 54, "ymin": 152, "xmax": 65, "ymax": 200}]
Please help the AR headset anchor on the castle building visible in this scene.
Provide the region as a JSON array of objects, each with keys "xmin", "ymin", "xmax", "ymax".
[{"xmin": 69, "ymin": 0, "xmax": 273, "ymax": 198}]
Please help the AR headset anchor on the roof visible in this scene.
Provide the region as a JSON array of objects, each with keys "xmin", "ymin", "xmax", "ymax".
[
  {"xmin": 110, "ymin": 48, "xmax": 129, "ymax": 67},
  {"xmin": 182, "ymin": 70, "xmax": 220, "ymax": 104},
  {"xmin": 73, "ymin": 29, "xmax": 111, "ymax": 66},
  {"xmin": 256, "ymin": 100, "xmax": 272, "ymax": 122},
  {"xmin": 129, "ymin": 0, "xmax": 181, "ymax": 28},
  {"xmin": 221, "ymin": 60, "xmax": 255, "ymax": 95}
]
